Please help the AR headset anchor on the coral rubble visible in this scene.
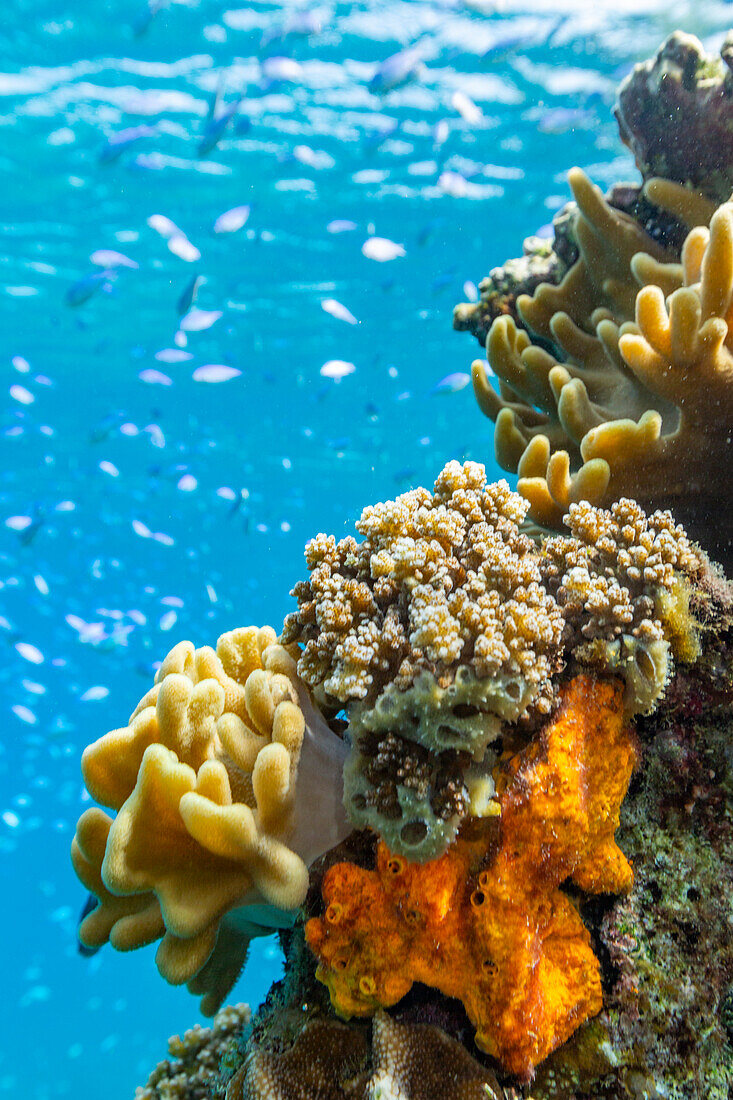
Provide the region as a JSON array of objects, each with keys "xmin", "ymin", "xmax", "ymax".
[
  {"xmin": 306, "ymin": 675, "xmax": 637, "ymax": 1079},
  {"xmin": 73, "ymin": 626, "xmax": 350, "ymax": 1013}
]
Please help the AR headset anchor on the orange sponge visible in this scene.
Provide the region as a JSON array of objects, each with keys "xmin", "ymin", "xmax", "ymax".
[{"xmin": 306, "ymin": 674, "xmax": 637, "ymax": 1079}]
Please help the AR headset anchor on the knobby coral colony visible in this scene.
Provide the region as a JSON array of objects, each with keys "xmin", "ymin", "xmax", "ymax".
[
  {"xmin": 454, "ymin": 32, "xmax": 733, "ymax": 573},
  {"xmin": 74, "ymin": 459, "xmax": 719, "ymax": 1086}
]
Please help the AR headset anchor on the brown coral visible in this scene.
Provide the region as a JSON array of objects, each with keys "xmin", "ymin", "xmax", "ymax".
[
  {"xmin": 226, "ymin": 1018, "xmax": 367, "ymax": 1099},
  {"xmin": 73, "ymin": 626, "xmax": 350, "ymax": 1012},
  {"xmin": 283, "ymin": 460, "xmax": 565, "ymax": 859},
  {"xmin": 225, "ymin": 1011, "xmax": 503, "ymax": 1100},
  {"xmin": 306, "ymin": 674, "xmax": 638, "ymax": 1080}
]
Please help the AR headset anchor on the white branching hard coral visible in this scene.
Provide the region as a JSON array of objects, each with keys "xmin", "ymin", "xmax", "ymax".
[
  {"xmin": 283, "ymin": 461, "xmax": 565, "ymax": 859},
  {"xmin": 284, "ymin": 460, "xmax": 564, "ymax": 739}
]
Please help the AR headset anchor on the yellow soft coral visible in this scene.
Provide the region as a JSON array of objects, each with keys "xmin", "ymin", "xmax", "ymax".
[
  {"xmin": 306, "ymin": 674, "xmax": 637, "ymax": 1080},
  {"xmin": 469, "ymin": 169, "xmax": 733, "ymax": 568},
  {"xmin": 73, "ymin": 625, "xmax": 350, "ymax": 1010}
]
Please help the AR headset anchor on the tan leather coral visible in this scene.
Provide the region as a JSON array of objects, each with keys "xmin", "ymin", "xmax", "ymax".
[{"xmin": 72, "ymin": 626, "xmax": 349, "ymax": 1010}]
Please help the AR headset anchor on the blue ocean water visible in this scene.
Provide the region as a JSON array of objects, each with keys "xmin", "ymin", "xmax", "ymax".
[{"xmin": 1, "ymin": 1, "xmax": 731, "ymax": 1095}]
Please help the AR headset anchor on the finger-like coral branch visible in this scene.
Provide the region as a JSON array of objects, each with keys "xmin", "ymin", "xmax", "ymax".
[{"xmin": 467, "ymin": 168, "xmax": 733, "ymax": 568}]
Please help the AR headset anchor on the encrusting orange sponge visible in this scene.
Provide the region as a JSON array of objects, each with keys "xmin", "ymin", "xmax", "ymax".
[{"xmin": 306, "ymin": 674, "xmax": 637, "ymax": 1079}]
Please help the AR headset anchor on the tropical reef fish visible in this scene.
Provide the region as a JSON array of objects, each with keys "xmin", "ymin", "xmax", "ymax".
[
  {"xmin": 321, "ymin": 299, "xmax": 358, "ymax": 325},
  {"xmin": 65, "ymin": 270, "xmax": 115, "ymax": 307},
  {"xmin": 213, "ymin": 205, "xmax": 251, "ymax": 234},
  {"xmin": 260, "ymin": 56, "xmax": 303, "ymax": 85},
  {"xmin": 192, "ymin": 364, "xmax": 241, "ymax": 383},
  {"xmin": 320, "ymin": 360, "xmax": 355, "ymax": 380},
  {"xmin": 179, "ymin": 307, "xmax": 222, "ymax": 332},
  {"xmin": 362, "ymin": 237, "xmax": 405, "ymax": 262},
  {"xmin": 90, "ymin": 249, "xmax": 139, "ymax": 270},
  {"xmin": 147, "ymin": 215, "xmax": 200, "ymax": 262},
  {"xmin": 98, "ymin": 125, "xmax": 157, "ymax": 164},
  {"xmin": 131, "ymin": 0, "xmax": 166, "ymax": 37},
  {"xmin": 369, "ymin": 45, "xmax": 425, "ymax": 94},
  {"xmin": 77, "ymin": 893, "xmax": 100, "ymax": 957},
  {"xmin": 431, "ymin": 371, "xmax": 471, "ymax": 394},
  {"xmin": 198, "ymin": 97, "xmax": 242, "ymax": 157},
  {"xmin": 451, "ymin": 90, "xmax": 483, "ymax": 125},
  {"xmin": 176, "ymin": 274, "xmax": 203, "ymax": 317}
]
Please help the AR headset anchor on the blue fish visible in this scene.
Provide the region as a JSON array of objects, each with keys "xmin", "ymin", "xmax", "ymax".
[
  {"xmin": 262, "ymin": 9, "xmax": 324, "ymax": 47},
  {"xmin": 199, "ymin": 97, "xmax": 243, "ymax": 157},
  {"xmin": 65, "ymin": 270, "xmax": 115, "ymax": 307},
  {"xmin": 89, "ymin": 410, "xmax": 126, "ymax": 444},
  {"xmin": 99, "ymin": 124, "xmax": 157, "ymax": 164},
  {"xmin": 369, "ymin": 45, "xmax": 425, "ymax": 94},
  {"xmin": 16, "ymin": 505, "xmax": 45, "ymax": 547},
  {"xmin": 362, "ymin": 119, "xmax": 399, "ymax": 152},
  {"xmin": 77, "ymin": 893, "xmax": 100, "ymax": 957},
  {"xmin": 132, "ymin": 0, "xmax": 166, "ymax": 38},
  {"xmin": 176, "ymin": 274, "xmax": 203, "ymax": 317}
]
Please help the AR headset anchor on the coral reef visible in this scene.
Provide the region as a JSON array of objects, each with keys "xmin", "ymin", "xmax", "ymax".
[
  {"xmin": 86, "ymin": 28, "xmax": 733, "ymax": 1100},
  {"xmin": 283, "ymin": 459, "xmax": 565, "ymax": 860},
  {"xmin": 615, "ymin": 31, "xmax": 733, "ymax": 205},
  {"xmin": 72, "ymin": 626, "xmax": 350, "ymax": 1012},
  {"xmin": 529, "ymin": 630, "xmax": 733, "ymax": 1098},
  {"xmin": 135, "ymin": 1002, "xmax": 251, "ymax": 1100},
  {"xmin": 306, "ymin": 675, "xmax": 638, "ymax": 1079},
  {"xmin": 226, "ymin": 1017, "xmax": 368, "ymax": 1100},
  {"xmin": 451, "ymin": 181, "xmax": 680, "ymax": 354}
]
